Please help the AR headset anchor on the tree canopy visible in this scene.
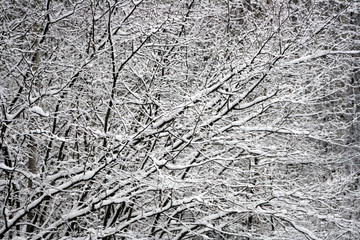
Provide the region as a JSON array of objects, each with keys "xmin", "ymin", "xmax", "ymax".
[{"xmin": 0, "ymin": 0, "xmax": 359, "ymax": 239}]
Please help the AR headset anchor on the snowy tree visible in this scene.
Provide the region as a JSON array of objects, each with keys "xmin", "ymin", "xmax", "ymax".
[{"xmin": 1, "ymin": 0, "xmax": 359, "ymax": 239}]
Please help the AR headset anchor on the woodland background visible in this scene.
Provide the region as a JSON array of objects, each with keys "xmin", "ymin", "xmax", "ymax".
[{"xmin": 0, "ymin": 0, "xmax": 359, "ymax": 239}]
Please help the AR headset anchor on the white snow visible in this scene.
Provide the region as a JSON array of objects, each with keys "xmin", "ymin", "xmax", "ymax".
[
  {"xmin": 0, "ymin": 163, "xmax": 14, "ymax": 171},
  {"xmin": 5, "ymin": 112, "xmax": 17, "ymax": 120},
  {"xmin": 115, "ymin": 135, "xmax": 126, "ymax": 142},
  {"xmin": 150, "ymin": 155, "xmax": 167, "ymax": 166},
  {"xmin": 29, "ymin": 106, "xmax": 49, "ymax": 117},
  {"xmin": 291, "ymin": 223, "xmax": 321, "ymax": 240},
  {"xmin": 286, "ymin": 50, "xmax": 360, "ymax": 65},
  {"xmin": 153, "ymin": 115, "xmax": 174, "ymax": 128}
]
